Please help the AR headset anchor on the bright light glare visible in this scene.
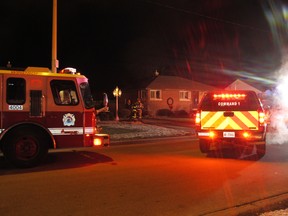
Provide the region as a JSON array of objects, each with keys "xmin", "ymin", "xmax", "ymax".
[
  {"xmin": 209, "ymin": 131, "xmax": 215, "ymax": 138},
  {"xmin": 261, "ymin": 1, "xmax": 288, "ymax": 144},
  {"xmin": 243, "ymin": 132, "xmax": 250, "ymax": 138},
  {"xmin": 195, "ymin": 113, "xmax": 201, "ymax": 124},
  {"xmin": 213, "ymin": 93, "xmax": 246, "ymax": 99},
  {"xmin": 267, "ymin": 59, "xmax": 288, "ymax": 144},
  {"xmin": 259, "ymin": 112, "xmax": 266, "ymax": 124},
  {"xmin": 94, "ymin": 138, "xmax": 102, "ymax": 146}
]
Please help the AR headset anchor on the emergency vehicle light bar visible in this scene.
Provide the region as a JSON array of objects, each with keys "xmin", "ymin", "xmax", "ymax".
[
  {"xmin": 213, "ymin": 93, "xmax": 246, "ymax": 99},
  {"xmin": 59, "ymin": 67, "xmax": 78, "ymax": 74}
]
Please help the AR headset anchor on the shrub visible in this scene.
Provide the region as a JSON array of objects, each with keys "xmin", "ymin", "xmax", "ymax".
[
  {"xmin": 174, "ymin": 110, "xmax": 189, "ymax": 118},
  {"xmin": 98, "ymin": 111, "xmax": 114, "ymax": 121},
  {"xmin": 156, "ymin": 109, "xmax": 174, "ymax": 117},
  {"xmin": 119, "ymin": 108, "xmax": 131, "ymax": 119}
]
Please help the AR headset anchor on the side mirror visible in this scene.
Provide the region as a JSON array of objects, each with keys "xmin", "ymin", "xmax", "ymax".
[
  {"xmin": 103, "ymin": 93, "xmax": 109, "ymax": 107},
  {"xmin": 96, "ymin": 93, "xmax": 109, "ymax": 115}
]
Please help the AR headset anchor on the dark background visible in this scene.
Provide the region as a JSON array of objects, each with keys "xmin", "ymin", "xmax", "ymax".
[{"xmin": 1, "ymin": 0, "xmax": 287, "ymax": 96}]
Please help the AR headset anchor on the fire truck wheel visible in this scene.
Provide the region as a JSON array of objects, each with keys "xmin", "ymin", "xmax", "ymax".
[
  {"xmin": 256, "ymin": 144, "xmax": 266, "ymax": 158},
  {"xmin": 199, "ymin": 140, "xmax": 210, "ymax": 153},
  {"xmin": 2, "ymin": 126, "xmax": 49, "ymax": 168}
]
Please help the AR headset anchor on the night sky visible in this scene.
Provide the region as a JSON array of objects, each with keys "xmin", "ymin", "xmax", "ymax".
[{"xmin": 1, "ymin": 0, "xmax": 287, "ymax": 95}]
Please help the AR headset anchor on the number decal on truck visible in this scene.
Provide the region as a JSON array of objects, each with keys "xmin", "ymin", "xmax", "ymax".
[
  {"xmin": 8, "ymin": 105, "xmax": 23, "ymax": 110},
  {"xmin": 223, "ymin": 132, "xmax": 235, "ymax": 138}
]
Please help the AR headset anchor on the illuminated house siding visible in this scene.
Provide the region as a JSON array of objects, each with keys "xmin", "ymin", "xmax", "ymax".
[
  {"xmin": 140, "ymin": 75, "xmax": 219, "ymax": 116},
  {"xmin": 225, "ymin": 79, "xmax": 263, "ymax": 94}
]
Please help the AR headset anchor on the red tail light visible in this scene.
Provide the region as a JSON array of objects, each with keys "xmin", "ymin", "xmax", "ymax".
[
  {"xmin": 209, "ymin": 131, "xmax": 216, "ymax": 138},
  {"xmin": 195, "ymin": 112, "xmax": 201, "ymax": 125},
  {"xmin": 243, "ymin": 131, "xmax": 250, "ymax": 138},
  {"xmin": 258, "ymin": 110, "xmax": 266, "ymax": 126},
  {"xmin": 94, "ymin": 137, "xmax": 103, "ymax": 146}
]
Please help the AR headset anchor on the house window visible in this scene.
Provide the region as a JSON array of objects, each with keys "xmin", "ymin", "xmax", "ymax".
[
  {"xmin": 6, "ymin": 78, "xmax": 26, "ymax": 105},
  {"xmin": 140, "ymin": 90, "xmax": 147, "ymax": 99},
  {"xmin": 50, "ymin": 80, "xmax": 79, "ymax": 106},
  {"xmin": 179, "ymin": 90, "xmax": 191, "ymax": 101},
  {"xmin": 150, "ymin": 89, "xmax": 162, "ymax": 100}
]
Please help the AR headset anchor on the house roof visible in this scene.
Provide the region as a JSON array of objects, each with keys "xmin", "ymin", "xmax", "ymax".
[
  {"xmin": 146, "ymin": 75, "xmax": 219, "ymax": 91},
  {"xmin": 225, "ymin": 79, "xmax": 264, "ymax": 94}
]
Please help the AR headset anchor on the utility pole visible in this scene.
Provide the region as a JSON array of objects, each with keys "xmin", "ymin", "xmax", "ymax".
[{"xmin": 51, "ymin": 0, "xmax": 58, "ymax": 73}]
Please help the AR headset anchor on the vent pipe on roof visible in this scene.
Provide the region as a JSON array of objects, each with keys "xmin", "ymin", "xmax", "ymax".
[
  {"xmin": 154, "ymin": 70, "xmax": 159, "ymax": 76},
  {"xmin": 7, "ymin": 61, "xmax": 12, "ymax": 68}
]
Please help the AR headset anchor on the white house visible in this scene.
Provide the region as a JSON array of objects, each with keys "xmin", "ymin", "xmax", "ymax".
[{"xmin": 225, "ymin": 79, "xmax": 263, "ymax": 94}]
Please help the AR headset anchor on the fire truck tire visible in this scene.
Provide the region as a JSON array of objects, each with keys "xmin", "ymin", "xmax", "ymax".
[
  {"xmin": 199, "ymin": 140, "xmax": 210, "ymax": 153},
  {"xmin": 256, "ymin": 144, "xmax": 266, "ymax": 158},
  {"xmin": 2, "ymin": 125, "xmax": 49, "ymax": 168}
]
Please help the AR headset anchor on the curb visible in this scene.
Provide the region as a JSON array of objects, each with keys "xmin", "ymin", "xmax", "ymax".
[{"xmin": 109, "ymin": 134, "xmax": 197, "ymax": 145}]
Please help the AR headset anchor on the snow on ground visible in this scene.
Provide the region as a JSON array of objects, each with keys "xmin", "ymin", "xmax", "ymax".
[
  {"xmin": 260, "ymin": 209, "xmax": 288, "ymax": 216},
  {"xmin": 98, "ymin": 121, "xmax": 191, "ymax": 140}
]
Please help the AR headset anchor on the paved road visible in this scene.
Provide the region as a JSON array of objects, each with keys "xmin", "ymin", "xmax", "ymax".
[
  {"xmin": 1, "ymin": 136, "xmax": 288, "ymax": 216},
  {"xmin": 0, "ymin": 120, "xmax": 288, "ymax": 216},
  {"xmin": 142, "ymin": 118, "xmax": 288, "ymax": 216}
]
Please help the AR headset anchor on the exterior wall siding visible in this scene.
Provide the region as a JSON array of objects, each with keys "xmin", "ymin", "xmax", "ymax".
[
  {"xmin": 121, "ymin": 76, "xmax": 264, "ymax": 118},
  {"xmin": 147, "ymin": 89, "xmax": 198, "ymax": 116}
]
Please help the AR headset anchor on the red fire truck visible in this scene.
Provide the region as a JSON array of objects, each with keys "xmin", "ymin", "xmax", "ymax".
[{"xmin": 0, "ymin": 66, "xmax": 109, "ymax": 168}]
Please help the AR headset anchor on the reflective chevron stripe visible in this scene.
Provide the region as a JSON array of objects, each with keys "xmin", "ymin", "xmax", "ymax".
[{"xmin": 201, "ymin": 111, "xmax": 258, "ymax": 130}]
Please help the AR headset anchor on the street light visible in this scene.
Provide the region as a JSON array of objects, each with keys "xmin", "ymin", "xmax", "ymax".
[{"xmin": 113, "ymin": 86, "xmax": 122, "ymax": 121}]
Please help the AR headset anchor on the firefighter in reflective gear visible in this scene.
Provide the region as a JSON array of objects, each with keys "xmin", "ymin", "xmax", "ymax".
[
  {"xmin": 131, "ymin": 103, "xmax": 138, "ymax": 121},
  {"xmin": 126, "ymin": 99, "xmax": 132, "ymax": 110},
  {"xmin": 130, "ymin": 98, "xmax": 143, "ymax": 121},
  {"xmin": 134, "ymin": 98, "xmax": 144, "ymax": 120}
]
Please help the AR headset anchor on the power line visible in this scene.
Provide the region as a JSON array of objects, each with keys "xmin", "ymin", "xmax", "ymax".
[{"xmin": 142, "ymin": 0, "xmax": 270, "ymax": 33}]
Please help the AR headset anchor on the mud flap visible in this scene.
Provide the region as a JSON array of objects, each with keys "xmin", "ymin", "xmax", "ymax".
[{"xmin": 239, "ymin": 145, "xmax": 257, "ymax": 159}]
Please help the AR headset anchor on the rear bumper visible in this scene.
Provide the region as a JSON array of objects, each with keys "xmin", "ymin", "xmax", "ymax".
[{"xmin": 197, "ymin": 130, "xmax": 266, "ymax": 145}]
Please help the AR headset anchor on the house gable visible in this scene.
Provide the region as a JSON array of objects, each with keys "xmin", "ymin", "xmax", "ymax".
[
  {"xmin": 225, "ymin": 79, "xmax": 263, "ymax": 94},
  {"xmin": 146, "ymin": 75, "xmax": 218, "ymax": 91}
]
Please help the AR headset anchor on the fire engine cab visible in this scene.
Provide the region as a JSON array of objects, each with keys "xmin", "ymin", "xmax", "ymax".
[{"xmin": 0, "ymin": 66, "xmax": 109, "ymax": 168}]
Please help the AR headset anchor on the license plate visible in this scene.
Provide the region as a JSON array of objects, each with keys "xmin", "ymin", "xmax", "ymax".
[{"xmin": 223, "ymin": 132, "xmax": 235, "ymax": 138}]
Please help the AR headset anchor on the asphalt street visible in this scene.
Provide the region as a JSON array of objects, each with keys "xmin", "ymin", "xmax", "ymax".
[{"xmin": 102, "ymin": 117, "xmax": 288, "ymax": 216}]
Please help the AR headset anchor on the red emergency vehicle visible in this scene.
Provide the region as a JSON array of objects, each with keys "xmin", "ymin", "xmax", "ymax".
[
  {"xmin": 0, "ymin": 66, "xmax": 109, "ymax": 168},
  {"xmin": 195, "ymin": 90, "xmax": 267, "ymax": 158}
]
